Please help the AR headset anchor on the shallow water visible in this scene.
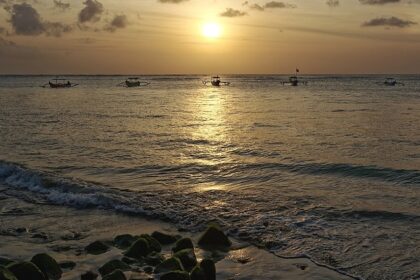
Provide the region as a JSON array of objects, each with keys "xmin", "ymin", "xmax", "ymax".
[{"xmin": 0, "ymin": 75, "xmax": 419, "ymax": 279}]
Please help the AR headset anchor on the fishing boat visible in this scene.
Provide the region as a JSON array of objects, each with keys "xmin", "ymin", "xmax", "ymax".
[
  {"xmin": 384, "ymin": 77, "xmax": 404, "ymax": 86},
  {"xmin": 118, "ymin": 77, "xmax": 150, "ymax": 88},
  {"xmin": 281, "ymin": 69, "xmax": 307, "ymax": 86},
  {"xmin": 203, "ymin": 76, "xmax": 230, "ymax": 87},
  {"xmin": 41, "ymin": 78, "xmax": 78, "ymax": 88}
]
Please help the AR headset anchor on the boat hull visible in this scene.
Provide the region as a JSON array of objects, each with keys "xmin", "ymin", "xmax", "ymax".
[{"xmin": 125, "ymin": 81, "xmax": 141, "ymax": 87}]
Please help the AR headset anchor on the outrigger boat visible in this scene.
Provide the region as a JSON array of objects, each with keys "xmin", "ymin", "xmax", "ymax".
[
  {"xmin": 117, "ymin": 77, "xmax": 150, "ymax": 88},
  {"xmin": 203, "ymin": 76, "xmax": 230, "ymax": 87},
  {"xmin": 384, "ymin": 77, "xmax": 404, "ymax": 86},
  {"xmin": 281, "ymin": 69, "xmax": 307, "ymax": 86},
  {"xmin": 41, "ymin": 78, "xmax": 78, "ymax": 88}
]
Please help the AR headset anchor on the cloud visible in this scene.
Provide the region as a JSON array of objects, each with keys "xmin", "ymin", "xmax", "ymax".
[
  {"xmin": 249, "ymin": 1, "xmax": 295, "ymax": 11},
  {"xmin": 53, "ymin": 0, "xmax": 70, "ymax": 11},
  {"xmin": 359, "ymin": 0, "xmax": 400, "ymax": 4},
  {"xmin": 362, "ymin": 16, "xmax": 417, "ymax": 28},
  {"xmin": 7, "ymin": 3, "xmax": 72, "ymax": 37},
  {"xmin": 8, "ymin": 3, "xmax": 45, "ymax": 35},
  {"xmin": 220, "ymin": 8, "xmax": 247, "ymax": 17},
  {"xmin": 78, "ymin": 0, "xmax": 103, "ymax": 23},
  {"xmin": 104, "ymin": 15, "xmax": 128, "ymax": 32},
  {"xmin": 158, "ymin": 0, "xmax": 189, "ymax": 3},
  {"xmin": 326, "ymin": 0, "xmax": 340, "ymax": 7}
]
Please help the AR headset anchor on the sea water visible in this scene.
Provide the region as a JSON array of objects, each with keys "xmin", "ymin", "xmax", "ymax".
[{"xmin": 0, "ymin": 75, "xmax": 419, "ymax": 279}]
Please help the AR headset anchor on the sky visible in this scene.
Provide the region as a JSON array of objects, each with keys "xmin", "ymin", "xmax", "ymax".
[{"xmin": 0, "ymin": 0, "xmax": 420, "ymax": 74}]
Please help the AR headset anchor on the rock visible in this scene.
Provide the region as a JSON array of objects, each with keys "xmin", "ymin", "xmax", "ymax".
[
  {"xmin": 190, "ymin": 266, "xmax": 206, "ymax": 280},
  {"xmin": 124, "ymin": 238, "xmax": 150, "ymax": 259},
  {"xmin": 151, "ymin": 231, "xmax": 178, "ymax": 245},
  {"xmin": 143, "ymin": 266, "xmax": 153, "ymax": 274},
  {"xmin": 0, "ymin": 258, "xmax": 14, "ymax": 267},
  {"xmin": 7, "ymin": 262, "xmax": 45, "ymax": 280},
  {"xmin": 114, "ymin": 234, "xmax": 137, "ymax": 249},
  {"xmin": 59, "ymin": 261, "xmax": 76, "ymax": 270},
  {"xmin": 98, "ymin": 260, "xmax": 130, "ymax": 277},
  {"xmin": 172, "ymin": 238, "xmax": 194, "ymax": 253},
  {"xmin": 80, "ymin": 271, "xmax": 98, "ymax": 280},
  {"xmin": 0, "ymin": 266, "xmax": 17, "ymax": 280},
  {"xmin": 160, "ymin": 271, "xmax": 190, "ymax": 280},
  {"xmin": 144, "ymin": 253, "xmax": 164, "ymax": 266},
  {"xmin": 15, "ymin": 228, "xmax": 27, "ymax": 234},
  {"xmin": 154, "ymin": 257, "xmax": 184, "ymax": 274},
  {"xmin": 31, "ymin": 253, "xmax": 62, "ymax": 280},
  {"xmin": 121, "ymin": 257, "xmax": 139, "ymax": 265},
  {"xmin": 85, "ymin": 241, "xmax": 109, "ymax": 255},
  {"xmin": 139, "ymin": 234, "xmax": 161, "ymax": 253},
  {"xmin": 198, "ymin": 226, "xmax": 231, "ymax": 250},
  {"xmin": 31, "ymin": 233, "xmax": 48, "ymax": 240},
  {"xmin": 200, "ymin": 259, "xmax": 216, "ymax": 280},
  {"xmin": 102, "ymin": 269, "xmax": 126, "ymax": 280},
  {"xmin": 173, "ymin": 249, "xmax": 197, "ymax": 271}
]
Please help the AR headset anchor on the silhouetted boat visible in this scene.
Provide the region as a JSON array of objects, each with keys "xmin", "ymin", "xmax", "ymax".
[
  {"xmin": 281, "ymin": 69, "xmax": 307, "ymax": 86},
  {"xmin": 203, "ymin": 76, "xmax": 230, "ymax": 87},
  {"xmin": 41, "ymin": 78, "xmax": 78, "ymax": 88},
  {"xmin": 118, "ymin": 77, "xmax": 150, "ymax": 88},
  {"xmin": 384, "ymin": 77, "xmax": 404, "ymax": 86}
]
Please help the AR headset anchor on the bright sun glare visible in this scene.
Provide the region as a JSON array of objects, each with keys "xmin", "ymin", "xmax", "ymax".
[{"xmin": 202, "ymin": 23, "xmax": 221, "ymax": 39}]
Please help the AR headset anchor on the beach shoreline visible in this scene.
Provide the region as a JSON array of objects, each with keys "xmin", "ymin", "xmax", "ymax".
[{"xmin": 0, "ymin": 184, "xmax": 356, "ymax": 280}]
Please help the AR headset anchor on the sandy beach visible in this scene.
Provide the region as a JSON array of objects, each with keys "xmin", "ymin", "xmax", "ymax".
[{"xmin": 0, "ymin": 183, "xmax": 355, "ymax": 280}]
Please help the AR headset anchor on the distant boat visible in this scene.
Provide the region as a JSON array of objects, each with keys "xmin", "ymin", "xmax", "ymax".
[
  {"xmin": 118, "ymin": 77, "xmax": 150, "ymax": 88},
  {"xmin": 281, "ymin": 69, "xmax": 307, "ymax": 86},
  {"xmin": 384, "ymin": 77, "xmax": 404, "ymax": 86},
  {"xmin": 41, "ymin": 78, "xmax": 78, "ymax": 88},
  {"xmin": 203, "ymin": 76, "xmax": 230, "ymax": 87}
]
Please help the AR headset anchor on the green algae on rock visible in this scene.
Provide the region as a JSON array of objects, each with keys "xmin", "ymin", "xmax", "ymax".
[
  {"xmin": 85, "ymin": 241, "xmax": 110, "ymax": 255},
  {"xmin": 0, "ymin": 266, "xmax": 18, "ymax": 280},
  {"xmin": 98, "ymin": 259, "xmax": 130, "ymax": 276},
  {"xmin": 102, "ymin": 269, "xmax": 126, "ymax": 280},
  {"xmin": 124, "ymin": 238, "xmax": 151, "ymax": 259},
  {"xmin": 154, "ymin": 257, "xmax": 184, "ymax": 274},
  {"xmin": 172, "ymin": 238, "xmax": 194, "ymax": 253},
  {"xmin": 31, "ymin": 253, "xmax": 62, "ymax": 280},
  {"xmin": 7, "ymin": 262, "xmax": 45, "ymax": 280},
  {"xmin": 151, "ymin": 231, "xmax": 178, "ymax": 245},
  {"xmin": 160, "ymin": 270, "xmax": 190, "ymax": 280},
  {"xmin": 198, "ymin": 226, "xmax": 231, "ymax": 250},
  {"xmin": 173, "ymin": 249, "xmax": 197, "ymax": 271}
]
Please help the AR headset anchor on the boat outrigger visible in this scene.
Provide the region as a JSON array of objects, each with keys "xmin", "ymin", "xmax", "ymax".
[
  {"xmin": 203, "ymin": 76, "xmax": 230, "ymax": 87},
  {"xmin": 281, "ymin": 69, "xmax": 307, "ymax": 86},
  {"xmin": 41, "ymin": 78, "xmax": 78, "ymax": 88},
  {"xmin": 118, "ymin": 77, "xmax": 150, "ymax": 88},
  {"xmin": 384, "ymin": 77, "xmax": 404, "ymax": 86}
]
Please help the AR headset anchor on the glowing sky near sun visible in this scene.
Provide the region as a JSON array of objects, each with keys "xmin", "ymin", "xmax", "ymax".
[{"xmin": 0, "ymin": 0, "xmax": 420, "ymax": 74}]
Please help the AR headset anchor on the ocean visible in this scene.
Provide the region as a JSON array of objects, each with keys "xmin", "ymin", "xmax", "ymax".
[{"xmin": 0, "ymin": 75, "xmax": 419, "ymax": 279}]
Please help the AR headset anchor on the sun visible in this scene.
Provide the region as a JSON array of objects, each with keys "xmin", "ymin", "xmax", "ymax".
[{"xmin": 202, "ymin": 22, "xmax": 221, "ymax": 39}]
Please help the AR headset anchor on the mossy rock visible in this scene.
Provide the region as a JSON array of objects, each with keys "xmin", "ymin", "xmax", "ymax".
[
  {"xmin": 145, "ymin": 253, "xmax": 164, "ymax": 266},
  {"xmin": 200, "ymin": 259, "xmax": 216, "ymax": 280},
  {"xmin": 124, "ymin": 238, "xmax": 150, "ymax": 259},
  {"xmin": 0, "ymin": 266, "xmax": 17, "ymax": 280},
  {"xmin": 198, "ymin": 226, "xmax": 231, "ymax": 250},
  {"xmin": 154, "ymin": 257, "xmax": 184, "ymax": 274},
  {"xmin": 113, "ymin": 234, "xmax": 137, "ymax": 249},
  {"xmin": 98, "ymin": 259, "xmax": 130, "ymax": 277},
  {"xmin": 58, "ymin": 261, "xmax": 76, "ymax": 270},
  {"xmin": 0, "ymin": 258, "xmax": 14, "ymax": 267},
  {"xmin": 190, "ymin": 266, "xmax": 206, "ymax": 280},
  {"xmin": 139, "ymin": 234, "xmax": 161, "ymax": 253},
  {"xmin": 151, "ymin": 231, "xmax": 178, "ymax": 245},
  {"xmin": 102, "ymin": 269, "xmax": 126, "ymax": 280},
  {"xmin": 160, "ymin": 271, "xmax": 190, "ymax": 280},
  {"xmin": 172, "ymin": 238, "xmax": 194, "ymax": 253},
  {"xmin": 31, "ymin": 253, "xmax": 62, "ymax": 280},
  {"xmin": 84, "ymin": 241, "xmax": 110, "ymax": 255},
  {"xmin": 173, "ymin": 249, "xmax": 197, "ymax": 271},
  {"xmin": 7, "ymin": 262, "xmax": 45, "ymax": 280},
  {"xmin": 80, "ymin": 271, "xmax": 98, "ymax": 280}
]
